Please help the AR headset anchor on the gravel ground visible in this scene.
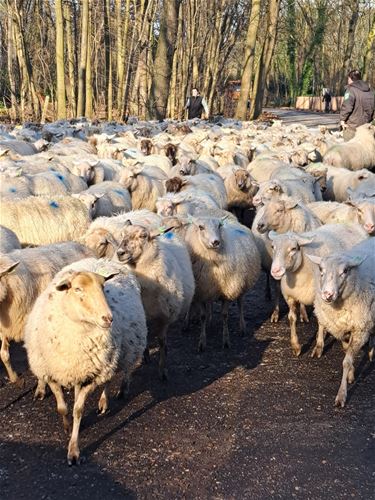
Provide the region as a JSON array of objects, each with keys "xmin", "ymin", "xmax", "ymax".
[{"xmin": 1, "ymin": 273, "xmax": 374, "ymax": 500}]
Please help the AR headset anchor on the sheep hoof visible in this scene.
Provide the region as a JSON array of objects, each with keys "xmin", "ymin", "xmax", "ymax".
[
  {"xmin": 292, "ymin": 345, "xmax": 302, "ymax": 357},
  {"xmin": 334, "ymin": 393, "xmax": 346, "ymax": 408},
  {"xmin": 33, "ymin": 388, "xmax": 45, "ymax": 401},
  {"xmin": 311, "ymin": 345, "xmax": 323, "ymax": 359},
  {"xmin": 300, "ymin": 316, "xmax": 309, "ymax": 324},
  {"xmin": 270, "ymin": 311, "xmax": 279, "ymax": 323},
  {"xmin": 67, "ymin": 454, "xmax": 85, "ymax": 466},
  {"xmin": 369, "ymin": 348, "xmax": 374, "ymax": 362},
  {"xmin": 14, "ymin": 376, "xmax": 25, "ymax": 389}
]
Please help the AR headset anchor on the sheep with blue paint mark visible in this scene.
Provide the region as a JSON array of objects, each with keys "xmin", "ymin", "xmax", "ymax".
[
  {"xmin": 73, "ymin": 181, "xmax": 132, "ymax": 218},
  {"xmin": 0, "ymin": 196, "xmax": 97, "ymax": 246}
]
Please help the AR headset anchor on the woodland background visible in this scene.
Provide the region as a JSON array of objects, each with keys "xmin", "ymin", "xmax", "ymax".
[{"xmin": 1, "ymin": 0, "xmax": 374, "ymax": 122}]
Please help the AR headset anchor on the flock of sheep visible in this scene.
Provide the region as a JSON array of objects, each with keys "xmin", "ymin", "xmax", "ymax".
[{"xmin": 0, "ymin": 116, "xmax": 374, "ymax": 466}]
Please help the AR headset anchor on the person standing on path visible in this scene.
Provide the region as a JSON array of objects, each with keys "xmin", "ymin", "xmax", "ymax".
[
  {"xmin": 322, "ymin": 88, "xmax": 332, "ymax": 113},
  {"xmin": 340, "ymin": 69, "xmax": 374, "ymax": 141},
  {"xmin": 185, "ymin": 88, "xmax": 210, "ymax": 119}
]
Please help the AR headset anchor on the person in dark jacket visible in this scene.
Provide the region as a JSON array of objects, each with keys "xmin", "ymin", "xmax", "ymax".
[
  {"xmin": 340, "ymin": 69, "xmax": 375, "ymax": 141},
  {"xmin": 185, "ymin": 88, "xmax": 209, "ymax": 119},
  {"xmin": 322, "ymin": 88, "xmax": 332, "ymax": 113}
]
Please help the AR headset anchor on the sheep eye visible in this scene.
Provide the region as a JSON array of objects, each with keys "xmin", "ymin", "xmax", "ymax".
[
  {"xmin": 342, "ymin": 268, "xmax": 348, "ymax": 275},
  {"xmin": 198, "ymin": 225, "xmax": 204, "ymax": 231},
  {"xmin": 74, "ymin": 287, "xmax": 82, "ymax": 293}
]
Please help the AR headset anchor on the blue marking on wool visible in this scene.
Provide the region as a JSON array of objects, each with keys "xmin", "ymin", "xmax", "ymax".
[
  {"xmin": 53, "ymin": 172, "xmax": 65, "ymax": 182},
  {"xmin": 49, "ymin": 201, "xmax": 59, "ymax": 209},
  {"xmin": 114, "ymin": 189, "xmax": 124, "ymax": 196},
  {"xmin": 9, "ymin": 187, "xmax": 16, "ymax": 193},
  {"xmin": 235, "ymin": 228, "xmax": 246, "ymax": 235},
  {"xmin": 163, "ymin": 231, "xmax": 174, "ymax": 240}
]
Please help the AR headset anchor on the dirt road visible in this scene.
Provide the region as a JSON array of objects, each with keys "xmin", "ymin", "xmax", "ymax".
[
  {"xmin": 1, "ymin": 273, "xmax": 374, "ymax": 499},
  {"xmin": 266, "ymin": 108, "xmax": 340, "ymax": 128}
]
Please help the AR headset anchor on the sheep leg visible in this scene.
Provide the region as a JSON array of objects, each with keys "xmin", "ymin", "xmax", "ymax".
[
  {"xmin": 67, "ymin": 383, "xmax": 95, "ymax": 466},
  {"xmin": 369, "ymin": 337, "xmax": 374, "ymax": 362},
  {"xmin": 287, "ymin": 297, "xmax": 301, "ymax": 356},
  {"xmin": 116, "ymin": 373, "xmax": 130, "ymax": 400},
  {"xmin": 0, "ymin": 336, "xmax": 20, "ymax": 384},
  {"xmin": 299, "ymin": 303, "xmax": 309, "ymax": 323},
  {"xmin": 48, "ymin": 381, "xmax": 70, "ymax": 433},
  {"xmin": 270, "ymin": 279, "xmax": 280, "ymax": 323},
  {"xmin": 311, "ymin": 324, "xmax": 326, "ymax": 359},
  {"xmin": 335, "ymin": 336, "xmax": 365, "ymax": 408},
  {"xmin": 34, "ymin": 379, "xmax": 47, "ymax": 400},
  {"xmin": 265, "ymin": 273, "xmax": 272, "ymax": 301},
  {"xmin": 98, "ymin": 386, "xmax": 109, "ymax": 414},
  {"xmin": 157, "ymin": 323, "xmax": 169, "ymax": 381},
  {"xmin": 237, "ymin": 296, "xmax": 246, "ymax": 337},
  {"xmin": 198, "ymin": 302, "xmax": 208, "ymax": 352},
  {"xmin": 222, "ymin": 300, "xmax": 231, "ymax": 349}
]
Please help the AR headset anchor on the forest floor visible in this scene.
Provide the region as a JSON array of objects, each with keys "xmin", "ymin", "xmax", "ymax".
[{"xmin": 1, "ymin": 272, "xmax": 374, "ymax": 499}]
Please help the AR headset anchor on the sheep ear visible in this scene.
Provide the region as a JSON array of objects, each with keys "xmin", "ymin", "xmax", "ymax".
[
  {"xmin": 268, "ymin": 230, "xmax": 278, "ymax": 241},
  {"xmin": 0, "ymin": 260, "xmax": 20, "ymax": 276},
  {"xmin": 94, "ymin": 193, "xmax": 105, "ymax": 200},
  {"xmin": 55, "ymin": 276, "xmax": 72, "ymax": 291},
  {"xmin": 305, "ymin": 254, "xmax": 321, "ymax": 265},
  {"xmin": 347, "ymin": 255, "xmax": 367, "ymax": 268},
  {"xmin": 0, "ymin": 148, "xmax": 10, "ymax": 157},
  {"xmin": 124, "ymin": 219, "xmax": 132, "ymax": 226},
  {"xmin": 219, "ymin": 215, "xmax": 229, "ymax": 227},
  {"xmin": 95, "ymin": 268, "xmax": 120, "ymax": 281},
  {"xmin": 284, "ymin": 199, "xmax": 300, "ymax": 210},
  {"xmin": 345, "ymin": 198, "xmax": 357, "ymax": 207},
  {"xmin": 296, "ymin": 235, "xmax": 315, "ymax": 246},
  {"xmin": 88, "ymin": 160, "xmax": 99, "ymax": 167}
]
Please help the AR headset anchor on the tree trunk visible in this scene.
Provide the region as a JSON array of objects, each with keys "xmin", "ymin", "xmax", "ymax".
[
  {"xmin": 250, "ymin": 0, "xmax": 281, "ymax": 120},
  {"xmin": 235, "ymin": 0, "xmax": 261, "ymax": 120},
  {"xmin": 77, "ymin": 0, "xmax": 89, "ymax": 116},
  {"xmin": 342, "ymin": 0, "xmax": 360, "ymax": 79},
  {"xmin": 148, "ymin": 0, "xmax": 179, "ymax": 119},
  {"xmin": 286, "ymin": 0, "xmax": 297, "ymax": 104},
  {"xmin": 55, "ymin": 0, "xmax": 66, "ymax": 119},
  {"xmin": 64, "ymin": 0, "xmax": 76, "ymax": 116},
  {"xmin": 362, "ymin": 13, "xmax": 375, "ymax": 81},
  {"xmin": 104, "ymin": 0, "xmax": 113, "ymax": 120},
  {"xmin": 7, "ymin": 8, "xmax": 18, "ymax": 121},
  {"xmin": 85, "ymin": 1, "xmax": 93, "ymax": 118}
]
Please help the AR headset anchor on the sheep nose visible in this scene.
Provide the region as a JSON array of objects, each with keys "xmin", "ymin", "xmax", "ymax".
[
  {"xmin": 257, "ymin": 222, "xmax": 265, "ymax": 231},
  {"xmin": 364, "ymin": 223, "xmax": 375, "ymax": 234},
  {"xmin": 322, "ymin": 290, "xmax": 334, "ymax": 302},
  {"xmin": 211, "ymin": 239, "xmax": 220, "ymax": 248},
  {"xmin": 101, "ymin": 314, "xmax": 113, "ymax": 327}
]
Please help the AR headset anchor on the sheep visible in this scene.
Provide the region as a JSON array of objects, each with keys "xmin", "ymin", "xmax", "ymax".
[
  {"xmin": 49, "ymin": 137, "xmax": 97, "ymax": 156},
  {"xmin": 170, "ymin": 157, "xmax": 214, "ymax": 177},
  {"xmin": 170, "ymin": 215, "xmax": 261, "ymax": 350},
  {"xmin": 0, "ymin": 196, "xmax": 96, "ymax": 246},
  {"xmin": 83, "ymin": 209, "xmax": 163, "ymax": 258},
  {"xmin": 165, "ymin": 174, "xmax": 228, "ymax": 209},
  {"xmin": 0, "ymin": 140, "xmax": 37, "ymax": 156},
  {"xmin": 252, "ymin": 198, "xmax": 322, "ymax": 322},
  {"xmin": 309, "ymin": 199, "xmax": 375, "ymax": 236},
  {"xmin": 24, "ymin": 258, "xmax": 147, "ymax": 464},
  {"xmin": 0, "ymin": 242, "xmax": 93, "ymax": 384},
  {"xmin": 326, "ymin": 167, "xmax": 373, "ymax": 202},
  {"xmin": 247, "ymin": 158, "xmax": 290, "ymax": 182},
  {"xmin": 0, "ymin": 225, "xmax": 21, "ymax": 253},
  {"xmin": 73, "ymin": 181, "xmax": 132, "ymax": 218},
  {"xmin": 156, "ymin": 190, "xmax": 220, "ymax": 217},
  {"xmin": 347, "ymin": 177, "xmax": 375, "ymax": 199},
  {"xmin": 307, "ymin": 237, "xmax": 375, "ymax": 407},
  {"xmin": 114, "ymin": 222, "xmax": 195, "ymax": 379},
  {"xmin": 0, "ymin": 172, "xmax": 33, "ymax": 199},
  {"xmin": 269, "ymin": 224, "xmax": 368, "ymax": 357},
  {"xmin": 216, "ymin": 165, "xmax": 259, "ymax": 212},
  {"xmin": 252, "ymin": 178, "xmax": 318, "ymax": 207},
  {"xmin": 323, "ymin": 124, "xmax": 375, "ymax": 171},
  {"xmin": 119, "ymin": 165, "xmax": 166, "ymax": 211}
]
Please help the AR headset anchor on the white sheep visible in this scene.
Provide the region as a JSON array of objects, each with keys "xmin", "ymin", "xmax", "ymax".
[
  {"xmin": 0, "ymin": 242, "xmax": 93, "ymax": 384},
  {"xmin": 252, "ymin": 178, "xmax": 319, "ymax": 207},
  {"xmin": 24, "ymin": 258, "xmax": 147, "ymax": 464},
  {"xmin": 323, "ymin": 124, "xmax": 375, "ymax": 171},
  {"xmin": 0, "ymin": 196, "xmax": 96, "ymax": 246},
  {"xmin": 83, "ymin": 209, "xmax": 163, "ymax": 258},
  {"xmin": 171, "ymin": 215, "xmax": 261, "ymax": 350},
  {"xmin": 119, "ymin": 165, "xmax": 166, "ymax": 211},
  {"xmin": 307, "ymin": 237, "xmax": 375, "ymax": 407},
  {"xmin": 73, "ymin": 181, "xmax": 132, "ymax": 218},
  {"xmin": 269, "ymin": 224, "xmax": 368, "ymax": 357},
  {"xmin": 216, "ymin": 165, "xmax": 258, "ymax": 211},
  {"xmin": 0, "ymin": 225, "xmax": 21, "ymax": 253},
  {"xmin": 165, "ymin": 173, "xmax": 227, "ymax": 209},
  {"xmin": 114, "ymin": 222, "xmax": 195, "ymax": 379}
]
